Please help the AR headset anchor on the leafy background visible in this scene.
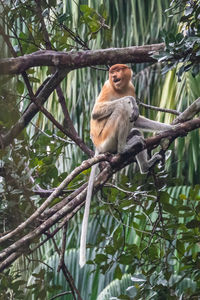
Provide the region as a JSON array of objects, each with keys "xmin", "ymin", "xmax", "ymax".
[{"xmin": 0, "ymin": 0, "xmax": 200, "ymax": 299}]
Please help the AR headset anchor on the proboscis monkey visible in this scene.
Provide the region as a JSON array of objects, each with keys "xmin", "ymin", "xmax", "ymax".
[{"xmin": 79, "ymin": 64, "xmax": 173, "ymax": 267}]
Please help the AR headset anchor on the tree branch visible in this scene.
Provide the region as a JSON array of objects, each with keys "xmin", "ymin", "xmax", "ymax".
[
  {"xmin": 0, "ymin": 44, "xmax": 165, "ymax": 75},
  {"xmin": 137, "ymin": 98, "xmax": 181, "ymax": 116},
  {"xmin": 172, "ymin": 97, "xmax": 200, "ymax": 124}
]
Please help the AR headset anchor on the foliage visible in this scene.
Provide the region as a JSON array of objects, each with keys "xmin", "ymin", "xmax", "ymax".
[
  {"xmin": 0, "ymin": 269, "xmax": 26, "ymax": 299},
  {"xmin": 156, "ymin": 0, "xmax": 200, "ymax": 79},
  {"xmin": 85, "ymin": 172, "xmax": 200, "ymax": 299},
  {"xmin": 0, "ymin": 0, "xmax": 200, "ymax": 299}
]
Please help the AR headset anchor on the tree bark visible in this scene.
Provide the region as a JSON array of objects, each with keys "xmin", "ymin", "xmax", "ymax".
[{"xmin": 0, "ymin": 44, "xmax": 165, "ymax": 75}]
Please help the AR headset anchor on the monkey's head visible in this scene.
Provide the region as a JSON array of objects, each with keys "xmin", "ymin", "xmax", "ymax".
[{"xmin": 109, "ymin": 64, "xmax": 132, "ymax": 92}]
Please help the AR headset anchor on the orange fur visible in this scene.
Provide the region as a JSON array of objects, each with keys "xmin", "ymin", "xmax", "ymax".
[{"xmin": 90, "ymin": 64, "xmax": 135, "ymax": 150}]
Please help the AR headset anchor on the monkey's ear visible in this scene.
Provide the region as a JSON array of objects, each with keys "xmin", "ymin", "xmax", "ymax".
[{"xmin": 130, "ymin": 69, "xmax": 133, "ymax": 77}]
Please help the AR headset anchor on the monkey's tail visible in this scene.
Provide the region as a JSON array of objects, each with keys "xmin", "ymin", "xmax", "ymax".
[{"xmin": 79, "ymin": 154, "xmax": 98, "ymax": 268}]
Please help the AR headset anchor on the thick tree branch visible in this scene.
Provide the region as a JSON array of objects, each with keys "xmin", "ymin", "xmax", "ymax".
[{"xmin": 0, "ymin": 44, "xmax": 165, "ymax": 75}]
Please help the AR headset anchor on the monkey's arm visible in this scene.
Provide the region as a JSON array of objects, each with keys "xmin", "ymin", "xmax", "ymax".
[
  {"xmin": 92, "ymin": 102, "xmax": 113, "ymax": 120},
  {"xmin": 92, "ymin": 96, "xmax": 139, "ymax": 121},
  {"xmin": 135, "ymin": 116, "xmax": 173, "ymax": 132}
]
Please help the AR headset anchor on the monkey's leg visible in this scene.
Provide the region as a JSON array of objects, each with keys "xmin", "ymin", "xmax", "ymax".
[
  {"xmin": 125, "ymin": 129, "xmax": 162, "ymax": 173},
  {"xmin": 135, "ymin": 116, "xmax": 173, "ymax": 132}
]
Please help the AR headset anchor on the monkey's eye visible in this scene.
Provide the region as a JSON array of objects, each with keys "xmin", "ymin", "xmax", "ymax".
[
  {"xmin": 110, "ymin": 69, "xmax": 121, "ymax": 74},
  {"xmin": 110, "ymin": 70, "xmax": 117, "ymax": 74}
]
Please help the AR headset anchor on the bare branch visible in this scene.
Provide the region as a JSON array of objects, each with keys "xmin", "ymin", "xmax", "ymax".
[
  {"xmin": 57, "ymin": 223, "xmax": 68, "ymax": 273},
  {"xmin": 0, "ymin": 44, "xmax": 165, "ymax": 75},
  {"xmin": 50, "ymin": 291, "xmax": 72, "ymax": 300},
  {"xmin": 172, "ymin": 97, "xmax": 200, "ymax": 124},
  {"xmin": 137, "ymin": 98, "xmax": 181, "ymax": 116}
]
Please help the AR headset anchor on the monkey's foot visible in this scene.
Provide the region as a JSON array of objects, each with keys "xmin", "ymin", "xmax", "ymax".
[
  {"xmin": 120, "ymin": 135, "xmax": 145, "ymax": 154},
  {"xmin": 140, "ymin": 153, "xmax": 162, "ymax": 174}
]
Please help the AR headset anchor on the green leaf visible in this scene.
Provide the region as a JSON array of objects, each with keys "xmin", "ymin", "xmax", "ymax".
[
  {"xmin": 118, "ymin": 254, "xmax": 133, "ymax": 265},
  {"xmin": 95, "ymin": 254, "xmax": 108, "ymax": 263},
  {"xmin": 28, "ymin": 76, "xmax": 40, "ymax": 83},
  {"xmin": 58, "ymin": 13, "xmax": 70, "ymax": 24},
  {"xmin": 114, "ymin": 265, "xmax": 123, "ymax": 280},
  {"xmin": 117, "ymin": 295, "xmax": 131, "ymax": 300},
  {"xmin": 176, "ymin": 240, "xmax": 185, "ymax": 256},
  {"xmin": 196, "ymin": 50, "xmax": 200, "ymax": 56},
  {"xmin": 148, "ymin": 244, "xmax": 158, "ymax": 260},
  {"xmin": 159, "ymin": 191, "xmax": 170, "ymax": 203},
  {"xmin": 32, "ymin": 269, "xmax": 45, "ymax": 279},
  {"xmin": 17, "ymin": 80, "xmax": 24, "ymax": 94},
  {"xmin": 130, "ymin": 275, "xmax": 146, "ymax": 283},
  {"xmin": 163, "ymin": 203, "xmax": 179, "ymax": 216},
  {"xmin": 126, "ymin": 286, "xmax": 138, "ymax": 298},
  {"xmin": 184, "ymin": 6, "xmax": 193, "ymax": 16},
  {"xmin": 105, "ymin": 245, "xmax": 116, "ymax": 255}
]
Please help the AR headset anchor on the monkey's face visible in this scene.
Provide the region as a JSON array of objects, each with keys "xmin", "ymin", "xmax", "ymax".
[{"xmin": 109, "ymin": 67, "xmax": 131, "ymax": 91}]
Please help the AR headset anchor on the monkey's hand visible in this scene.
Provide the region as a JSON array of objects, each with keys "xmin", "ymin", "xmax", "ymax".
[{"xmin": 128, "ymin": 96, "xmax": 139, "ymax": 123}]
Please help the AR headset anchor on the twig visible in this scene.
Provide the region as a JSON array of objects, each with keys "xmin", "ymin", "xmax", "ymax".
[
  {"xmin": 57, "ymin": 223, "xmax": 68, "ymax": 273},
  {"xmin": 49, "ymin": 234, "xmax": 77, "ymax": 300},
  {"xmin": 30, "ymin": 200, "xmax": 83, "ymax": 254},
  {"xmin": 49, "ymin": 230, "xmax": 82, "ymax": 300},
  {"xmin": 0, "ymin": 68, "xmax": 69, "ymax": 148},
  {"xmin": 137, "ymin": 98, "xmax": 180, "ymax": 116},
  {"xmin": 0, "ymin": 162, "xmax": 112, "ymax": 266},
  {"xmin": 50, "ymin": 291, "xmax": 72, "ymax": 300},
  {"xmin": 25, "ymin": 257, "xmax": 53, "ymax": 270},
  {"xmin": 56, "ymin": 85, "xmax": 93, "ymax": 157},
  {"xmin": 0, "ymin": 44, "xmax": 166, "ymax": 75}
]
